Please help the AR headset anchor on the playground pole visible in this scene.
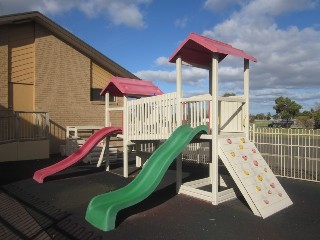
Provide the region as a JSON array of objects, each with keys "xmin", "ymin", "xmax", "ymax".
[
  {"xmin": 210, "ymin": 53, "xmax": 219, "ymax": 205},
  {"xmin": 244, "ymin": 59, "xmax": 250, "ymax": 138},
  {"xmin": 176, "ymin": 56, "xmax": 183, "ymax": 193}
]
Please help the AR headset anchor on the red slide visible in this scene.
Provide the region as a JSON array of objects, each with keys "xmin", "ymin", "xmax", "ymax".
[{"xmin": 33, "ymin": 127, "xmax": 122, "ymax": 183}]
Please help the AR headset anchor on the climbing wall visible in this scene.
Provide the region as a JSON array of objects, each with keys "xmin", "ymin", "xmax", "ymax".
[{"xmin": 218, "ymin": 136, "xmax": 293, "ymax": 218}]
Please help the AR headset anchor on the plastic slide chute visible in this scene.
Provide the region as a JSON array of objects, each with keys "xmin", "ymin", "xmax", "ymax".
[
  {"xmin": 33, "ymin": 127, "xmax": 122, "ymax": 183},
  {"xmin": 85, "ymin": 124, "xmax": 208, "ymax": 231}
]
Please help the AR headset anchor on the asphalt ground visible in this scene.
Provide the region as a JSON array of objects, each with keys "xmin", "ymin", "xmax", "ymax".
[{"xmin": 0, "ymin": 156, "xmax": 319, "ymax": 240}]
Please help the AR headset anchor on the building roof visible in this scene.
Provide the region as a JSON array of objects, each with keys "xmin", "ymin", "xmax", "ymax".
[
  {"xmin": 0, "ymin": 11, "xmax": 137, "ymax": 79},
  {"xmin": 100, "ymin": 77, "xmax": 164, "ymax": 97},
  {"xmin": 169, "ymin": 32, "xmax": 257, "ymax": 68}
]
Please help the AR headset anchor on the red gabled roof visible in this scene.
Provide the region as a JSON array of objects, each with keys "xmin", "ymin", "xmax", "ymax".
[
  {"xmin": 100, "ymin": 77, "xmax": 164, "ymax": 97},
  {"xmin": 169, "ymin": 33, "xmax": 257, "ymax": 68}
]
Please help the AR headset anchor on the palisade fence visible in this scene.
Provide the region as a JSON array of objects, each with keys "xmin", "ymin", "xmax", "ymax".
[
  {"xmin": 0, "ymin": 111, "xmax": 49, "ymax": 143},
  {"xmin": 182, "ymin": 125, "xmax": 320, "ymax": 182},
  {"xmin": 250, "ymin": 125, "xmax": 319, "ymax": 182}
]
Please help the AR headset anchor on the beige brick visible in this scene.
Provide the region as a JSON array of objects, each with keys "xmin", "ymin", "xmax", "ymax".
[
  {"xmin": 1, "ymin": 22, "xmax": 127, "ymax": 154},
  {"xmin": 34, "ymin": 24, "xmax": 124, "ymax": 153},
  {"xmin": 0, "ymin": 25, "xmax": 8, "ymax": 112}
]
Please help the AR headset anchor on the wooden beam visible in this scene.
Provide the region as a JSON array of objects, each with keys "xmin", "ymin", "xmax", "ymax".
[
  {"xmin": 244, "ymin": 59, "xmax": 250, "ymax": 137},
  {"xmin": 210, "ymin": 53, "xmax": 219, "ymax": 205}
]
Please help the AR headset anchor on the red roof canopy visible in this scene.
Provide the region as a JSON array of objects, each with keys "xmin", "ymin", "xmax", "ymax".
[
  {"xmin": 100, "ymin": 77, "xmax": 164, "ymax": 97},
  {"xmin": 169, "ymin": 33, "xmax": 257, "ymax": 68}
]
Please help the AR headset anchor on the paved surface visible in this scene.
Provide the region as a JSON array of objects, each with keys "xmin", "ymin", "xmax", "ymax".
[{"xmin": 0, "ymin": 156, "xmax": 319, "ymax": 240}]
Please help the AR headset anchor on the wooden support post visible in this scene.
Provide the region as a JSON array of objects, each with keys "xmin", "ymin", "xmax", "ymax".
[
  {"xmin": 176, "ymin": 56, "xmax": 183, "ymax": 193},
  {"xmin": 98, "ymin": 92, "xmax": 111, "ymax": 169},
  {"xmin": 97, "ymin": 136, "xmax": 110, "ymax": 171},
  {"xmin": 105, "ymin": 92, "xmax": 110, "ymax": 127},
  {"xmin": 210, "ymin": 53, "xmax": 219, "ymax": 205},
  {"xmin": 244, "ymin": 59, "xmax": 250, "ymax": 138},
  {"xmin": 123, "ymin": 95, "xmax": 129, "ymax": 178}
]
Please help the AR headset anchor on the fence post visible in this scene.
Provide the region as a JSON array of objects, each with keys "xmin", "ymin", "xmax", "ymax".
[{"xmin": 252, "ymin": 123, "xmax": 256, "ymax": 143}]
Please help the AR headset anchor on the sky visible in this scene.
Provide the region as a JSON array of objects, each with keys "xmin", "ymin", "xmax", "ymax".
[{"xmin": 1, "ymin": 0, "xmax": 320, "ymax": 114}]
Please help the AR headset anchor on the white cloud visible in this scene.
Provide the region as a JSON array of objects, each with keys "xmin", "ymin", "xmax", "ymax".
[
  {"xmin": 135, "ymin": 65, "xmax": 208, "ymax": 86},
  {"xmin": 0, "ymin": 0, "xmax": 151, "ymax": 29},
  {"xmin": 202, "ymin": 0, "xmax": 320, "ymax": 113},
  {"xmin": 154, "ymin": 57, "xmax": 172, "ymax": 67},
  {"xmin": 174, "ymin": 17, "xmax": 188, "ymax": 28}
]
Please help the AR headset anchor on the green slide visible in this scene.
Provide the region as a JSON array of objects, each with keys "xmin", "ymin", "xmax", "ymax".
[{"xmin": 85, "ymin": 125, "xmax": 208, "ymax": 231}]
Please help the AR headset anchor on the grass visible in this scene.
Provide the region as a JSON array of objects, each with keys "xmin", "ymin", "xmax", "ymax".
[{"xmin": 250, "ymin": 120, "xmax": 271, "ymax": 128}]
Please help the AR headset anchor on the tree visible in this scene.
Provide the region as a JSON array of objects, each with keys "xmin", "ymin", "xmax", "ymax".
[
  {"xmin": 314, "ymin": 102, "xmax": 320, "ymax": 112},
  {"xmin": 249, "ymin": 114, "xmax": 256, "ymax": 123},
  {"xmin": 296, "ymin": 116, "xmax": 314, "ymax": 129},
  {"xmin": 273, "ymin": 96, "xmax": 302, "ymax": 122},
  {"xmin": 266, "ymin": 112, "xmax": 272, "ymax": 120},
  {"xmin": 314, "ymin": 112, "xmax": 320, "ymax": 129},
  {"xmin": 255, "ymin": 113, "xmax": 266, "ymax": 120}
]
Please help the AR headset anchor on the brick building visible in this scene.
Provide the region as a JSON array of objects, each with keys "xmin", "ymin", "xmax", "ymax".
[{"xmin": 0, "ymin": 12, "xmax": 137, "ymax": 154}]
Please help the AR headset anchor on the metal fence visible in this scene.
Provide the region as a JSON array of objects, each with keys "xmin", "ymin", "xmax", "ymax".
[
  {"xmin": 0, "ymin": 111, "xmax": 49, "ymax": 143},
  {"xmin": 250, "ymin": 125, "xmax": 320, "ymax": 182},
  {"xmin": 182, "ymin": 125, "xmax": 320, "ymax": 182}
]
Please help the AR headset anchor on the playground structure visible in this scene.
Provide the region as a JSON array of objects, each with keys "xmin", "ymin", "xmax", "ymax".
[{"xmin": 33, "ymin": 32, "xmax": 292, "ymax": 231}]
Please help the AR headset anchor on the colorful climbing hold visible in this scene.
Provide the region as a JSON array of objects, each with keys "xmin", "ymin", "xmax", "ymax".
[
  {"xmin": 239, "ymin": 145, "xmax": 244, "ymax": 150},
  {"xmin": 257, "ymin": 175, "xmax": 263, "ymax": 181},
  {"xmin": 268, "ymin": 190, "xmax": 272, "ymax": 194},
  {"xmin": 230, "ymin": 151, "xmax": 236, "ymax": 157},
  {"xmin": 227, "ymin": 138, "xmax": 232, "ymax": 144},
  {"xmin": 270, "ymin": 183, "xmax": 276, "ymax": 188},
  {"xmin": 252, "ymin": 148, "xmax": 257, "ymax": 154},
  {"xmin": 256, "ymin": 186, "xmax": 261, "ymax": 191},
  {"xmin": 264, "ymin": 199, "xmax": 270, "ymax": 204},
  {"xmin": 253, "ymin": 160, "xmax": 259, "ymax": 166},
  {"xmin": 244, "ymin": 170, "xmax": 250, "ymax": 176},
  {"xmin": 242, "ymin": 155, "xmax": 248, "ymax": 161},
  {"xmin": 264, "ymin": 167, "xmax": 268, "ymax": 172},
  {"xmin": 240, "ymin": 138, "xmax": 246, "ymax": 143}
]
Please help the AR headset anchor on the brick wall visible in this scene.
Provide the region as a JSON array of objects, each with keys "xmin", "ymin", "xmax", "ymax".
[
  {"xmin": 34, "ymin": 24, "xmax": 123, "ymax": 153},
  {"xmin": 0, "ymin": 25, "xmax": 8, "ymax": 113}
]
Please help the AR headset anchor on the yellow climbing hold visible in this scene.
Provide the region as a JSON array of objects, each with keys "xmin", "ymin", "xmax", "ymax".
[
  {"xmin": 256, "ymin": 186, "xmax": 261, "ymax": 191},
  {"xmin": 244, "ymin": 170, "xmax": 250, "ymax": 176},
  {"xmin": 257, "ymin": 175, "xmax": 263, "ymax": 181}
]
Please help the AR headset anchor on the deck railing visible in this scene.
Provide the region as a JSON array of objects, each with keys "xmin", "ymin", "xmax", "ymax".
[
  {"xmin": 0, "ymin": 111, "xmax": 49, "ymax": 143},
  {"xmin": 181, "ymin": 94, "xmax": 209, "ymax": 129},
  {"xmin": 181, "ymin": 94, "xmax": 246, "ymax": 133},
  {"xmin": 127, "ymin": 92, "xmax": 178, "ymax": 140},
  {"xmin": 127, "ymin": 93, "xmax": 246, "ymax": 140}
]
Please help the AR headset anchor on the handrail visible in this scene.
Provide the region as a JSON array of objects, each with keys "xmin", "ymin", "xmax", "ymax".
[{"xmin": 0, "ymin": 111, "xmax": 49, "ymax": 143}]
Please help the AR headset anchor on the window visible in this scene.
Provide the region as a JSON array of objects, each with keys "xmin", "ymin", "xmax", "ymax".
[{"xmin": 91, "ymin": 88, "xmax": 116, "ymax": 102}]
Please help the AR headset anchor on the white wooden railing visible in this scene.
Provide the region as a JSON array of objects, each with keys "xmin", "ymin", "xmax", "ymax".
[
  {"xmin": 181, "ymin": 94, "xmax": 246, "ymax": 133},
  {"xmin": 127, "ymin": 93, "xmax": 246, "ymax": 140},
  {"xmin": 181, "ymin": 94, "xmax": 209, "ymax": 129},
  {"xmin": 219, "ymin": 96, "xmax": 246, "ymax": 133},
  {"xmin": 127, "ymin": 92, "xmax": 178, "ymax": 140}
]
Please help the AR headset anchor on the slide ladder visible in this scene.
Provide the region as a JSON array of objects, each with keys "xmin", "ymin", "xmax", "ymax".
[
  {"xmin": 33, "ymin": 127, "xmax": 122, "ymax": 183},
  {"xmin": 85, "ymin": 125, "xmax": 208, "ymax": 231},
  {"xmin": 218, "ymin": 136, "xmax": 293, "ymax": 218}
]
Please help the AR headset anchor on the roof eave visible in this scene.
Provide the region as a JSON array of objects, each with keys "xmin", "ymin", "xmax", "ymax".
[{"xmin": 0, "ymin": 11, "xmax": 138, "ymax": 78}]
